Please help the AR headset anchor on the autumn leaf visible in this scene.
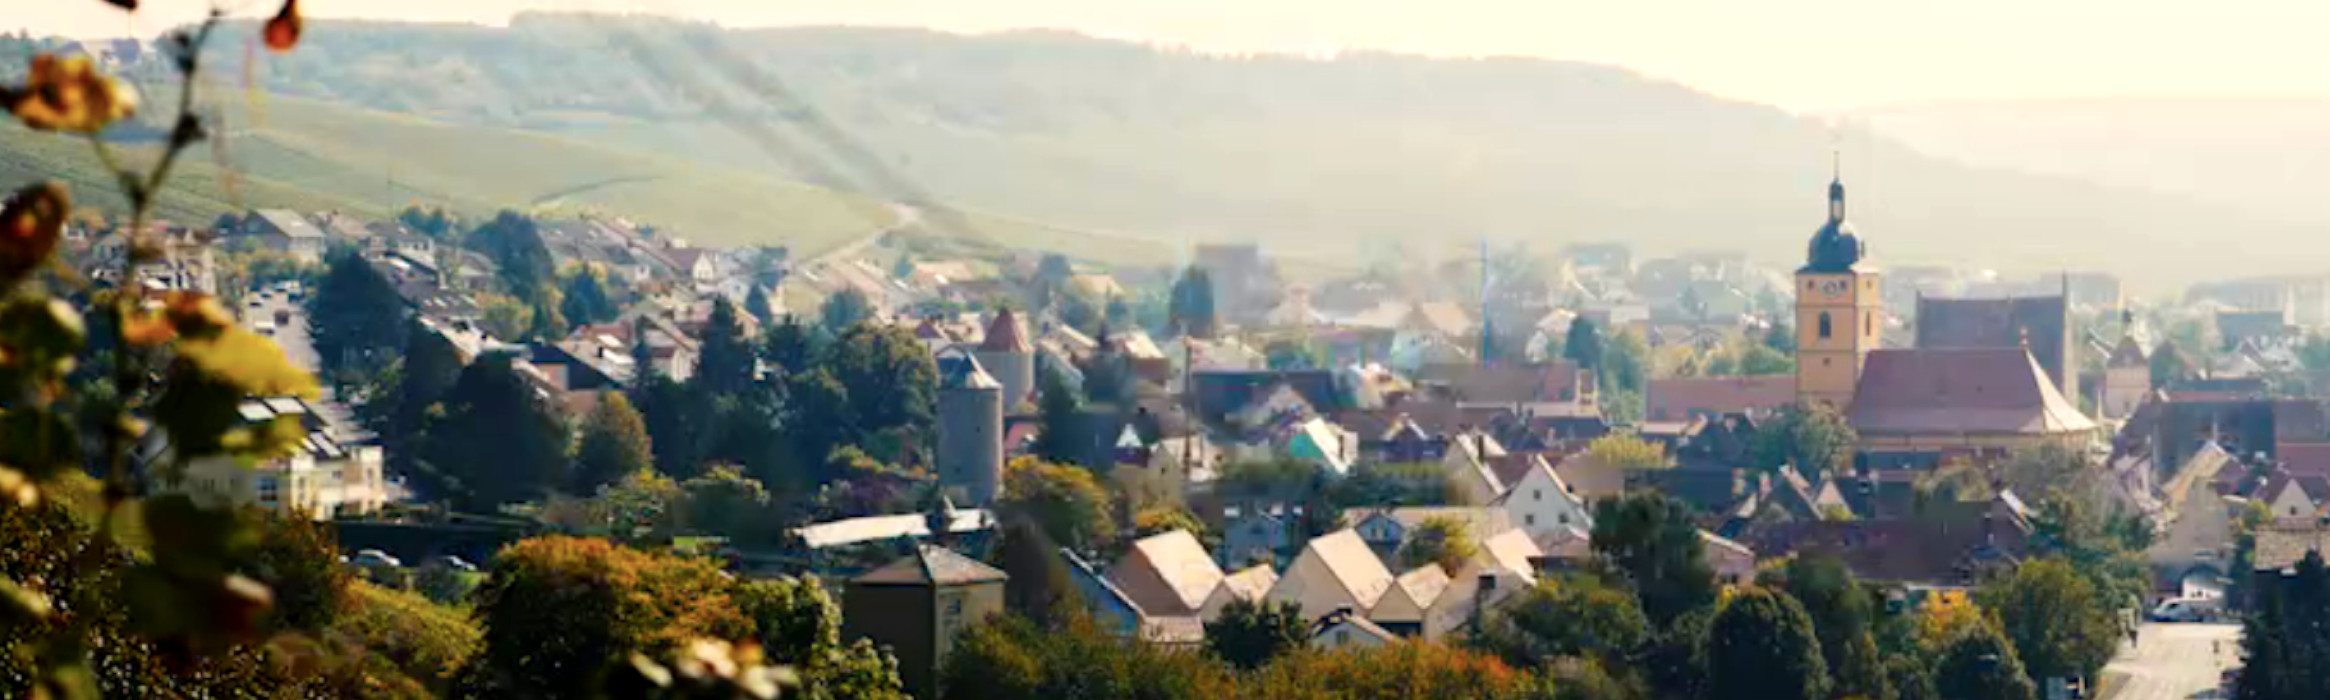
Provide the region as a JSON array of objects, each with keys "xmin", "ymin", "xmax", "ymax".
[
  {"xmin": 264, "ymin": 0, "xmax": 303, "ymax": 53},
  {"xmin": 0, "ymin": 182, "xmax": 68, "ymax": 287},
  {"xmin": 99, "ymin": 0, "xmax": 139, "ymax": 9},
  {"xmin": 176, "ymin": 326, "xmax": 319, "ymax": 400},
  {"xmin": 5, "ymin": 55, "xmax": 137, "ymax": 133}
]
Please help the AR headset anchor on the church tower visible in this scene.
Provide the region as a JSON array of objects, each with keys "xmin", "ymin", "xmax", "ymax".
[{"xmin": 1795, "ymin": 172, "xmax": 1881, "ymax": 410}]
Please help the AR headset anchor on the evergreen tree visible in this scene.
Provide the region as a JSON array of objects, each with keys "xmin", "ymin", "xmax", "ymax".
[
  {"xmin": 1031, "ymin": 366, "xmax": 1084, "ymax": 466},
  {"xmin": 694, "ymin": 297, "xmax": 754, "ymax": 397},
  {"xmin": 762, "ymin": 314, "xmax": 816, "ymax": 376},
  {"xmin": 559, "ymin": 269, "xmax": 616, "ymax": 326},
  {"xmin": 309, "ymin": 251, "xmax": 409, "ymax": 375},
  {"xmin": 388, "ymin": 319, "xmax": 464, "ymax": 449},
  {"xmin": 414, "ymin": 352, "xmax": 574, "ymax": 510},
  {"xmin": 2237, "ymin": 550, "xmax": 2330, "ymax": 700},
  {"xmin": 1934, "ymin": 623, "xmax": 2037, "ymax": 700},
  {"xmin": 466, "ymin": 210, "xmax": 555, "ymax": 304},
  {"xmin": 743, "ymin": 284, "xmax": 775, "ymax": 327},
  {"xmin": 820, "ymin": 288, "xmax": 872, "ymax": 331},
  {"xmin": 1705, "ymin": 587, "xmax": 1829, "ymax": 700},
  {"xmin": 628, "ymin": 316, "xmax": 659, "ymax": 391},
  {"xmin": 1768, "ymin": 554, "xmax": 1886, "ymax": 699},
  {"xmin": 575, "ymin": 392, "xmax": 654, "ymax": 494},
  {"xmin": 1563, "ymin": 317, "xmax": 1603, "ymax": 371},
  {"xmin": 825, "ymin": 324, "xmax": 938, "ymax": 462},
  {"xmin": 1204, "ymin": 599, "xmax": 1308, "ymax": 670},
  {"xmin": 1168, "ymin": 265, "xmax": 1218, "ymax": 338},
  {"xmin": 1591, "ymin": 491, "xmax": 1719, "ymax": 626}
]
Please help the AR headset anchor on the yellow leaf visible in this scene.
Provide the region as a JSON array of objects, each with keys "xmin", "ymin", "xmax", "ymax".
[
  {"xmin": 264, "ymin": 0, "xmax": 303, "ymax": 53},
  {"xmin": 6, "ymin": 55, "xmax": 136, "ymax": 133},
  {"xmin": 0, "ymin": 182, "xmax": 68, "ymax": 284},
  {"xmin": 175, "ymin": 326, "xmax": 318, "ymax": 400}
]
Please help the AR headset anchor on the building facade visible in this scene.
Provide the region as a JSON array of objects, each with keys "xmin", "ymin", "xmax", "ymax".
[{"xmin": 1795, "ymin": 177, "xmax": 1881, "ymax": 411}]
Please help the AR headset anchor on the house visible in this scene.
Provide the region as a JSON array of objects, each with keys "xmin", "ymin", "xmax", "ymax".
[
  {"xmin": 1281, "ymin": 416, "xmax": 1358, "ymax": 477},
  {"xmin": 1310, "ymin": 608, "xmax": 1399, "ymax": 650},
  {"xmin": 240, "ymin": 209, "xmax": 327, "ymax": 263},
  {"xmin": 1646, "ymin": 375, "xmax": 1795, "ymax": 422},
  {"xmin": 1342, "ymin": 507, "xmax": 1516, "ymax": 566},
  {"xmin": 842, "ymin": 545, "xmax": 1008, "ymax": 699},
  {"xmin": 1219, "ymin": 505, "xmax": 1295, "ymax": 568},
  {"xmin": 2260, "ymin": 473, "xmax": 2327, "ymax": 522},
  {"xmin": 1552, "ymin": 452, "xmax": 1628, "ymax": 504},
  {"xmin": 1700, "ymin": 531, "xmax": 1757, "ymax": 583},
  {"xmin": 2145, "ymin": 441, "xmax": 2242, "ymax": 597},
  {"xmin": 1366, "ymin": 565, "xmax": 1450, "ymax": 637},
  {"xmin": 2252, "ymin": 523, "xmax": 2330, "ymax": 573},
  {"xmin": 147, "ymin": 398, "xmax": 387, "ymax": 520},
  {"xmin": 1418, "ymin": 528, "xmax": 1543, "ymax": 639},
  {"xmin": 1442, "ymin": 430, "xmax": 1511, "ymax": 505},
  {"xmin": 1198, "ymin": 564, "xmax": 1280, "ymax": 621},
  {"xmin": 1061, "ymin": 548, "xmax": 1205, "ymax": 647},
  {"xmin": 1491, "ymin": 455, "xmax": 1594, "ymax": 539},
  {"xmin": 1265, "ymin": 529, "xmax": 1396, "ymax": 618},
  {"xmin": 1108, "ymin": 530, "xmax": 1225, "ymax": 618}
]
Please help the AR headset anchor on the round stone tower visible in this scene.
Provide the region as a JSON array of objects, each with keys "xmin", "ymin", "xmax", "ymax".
[
  {"xmin": 975, "ymin": 308, "xmax": 1036, "ymax": 412},
  {"xmin": 936, "ymin": 349, "xmax": 1005, "ymax": 505}
]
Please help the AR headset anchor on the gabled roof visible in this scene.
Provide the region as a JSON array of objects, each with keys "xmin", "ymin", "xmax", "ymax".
[
  {"xmin": 1479, "ymin": 528, "xmax": 1543, "ymax": 580},
  {"xmin": 1311, "ymin": 608, "xmax": 1400, "ymax": 645},
  {"xmin": 1849, "ymin": 348, "xmax": 2095, "ymax": 436},
  {"xmin": 1392, "ymin": 565, "xmax": 1451, "ymax": 611},
  {"xmin": 979, "ymin": 308, "xmax": 1032, "ymax": 353},
  {"xmin": 795, "ymin": 510, "xmax": 996, "ymax": 549},
  {"xmin": 1111, "ymin": 530, "xmax": 1225, "ymax": 614},
  {"xmin": 250, "ymin": 209, "xmax": 325, "ymax": 239},
  {"xmin": 1646, "ymin": 374, "xmax": 1795, "ymax": 421},
  {"xmin": 853, "ymin": 544, "xmax": 1008, "ymax": 586},
  {"xmin": 1342, "ymin": 507, "xmax": 1515, "ymax": 543},
  {"xmin": 1914, "ymin": 294, "xmax": 2071, "ymax": 390},
  {"xmin": 1215, "ymin": 565, "xmax": 1279, "ymax": 604},
  {"xmin": 2108, "ymin": 334, "xmax": 2149, "ymax": 368},
  {"xmin": 1292, "ymin": 529, "xmax": 1396, "ymax": 610}
]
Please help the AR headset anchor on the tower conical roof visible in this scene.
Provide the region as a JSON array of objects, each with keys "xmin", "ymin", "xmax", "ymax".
[{"xmin": 980, "ymin": 308, "xmax": 1032, "ymax": 353}]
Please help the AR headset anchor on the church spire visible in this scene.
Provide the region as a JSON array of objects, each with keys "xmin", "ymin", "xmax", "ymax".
[{"xmin": 1827, "ymin": 150, "xmax": 1846, "ymax": 222}]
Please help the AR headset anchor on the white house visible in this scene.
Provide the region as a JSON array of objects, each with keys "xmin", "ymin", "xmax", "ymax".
[
  {"xmin": 1107, "ymin": 530, "xmax": 1224, "ymax": 617},
  {"xmin": 1491, "ymin": 455, "xmax": 1594, "ymax": 538},
  {"xmin": 1366, "ymin": 564, "xmax": 1450, "ymax": 637},
  {"xmin": 2262, "ymin": 474, "xmax": 2325, "ymax": 523},
  {"xmin": 1265, "ymin": 529, "xmax": 1396, "ymax": 618},
  {"xmin": 1420, "ymin": 528, "xmax": 1543, "ymax": 640},
  {"xmin": 156, "ymin": 398, "xmax": 388, "ymax": 520}
]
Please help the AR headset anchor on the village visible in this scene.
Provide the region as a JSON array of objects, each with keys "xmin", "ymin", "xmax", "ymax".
[{"xmin": 53, "ymin": 170, "xmax": 2330, "ymax": 698}]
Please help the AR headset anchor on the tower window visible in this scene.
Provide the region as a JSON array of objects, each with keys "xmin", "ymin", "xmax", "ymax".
[
  {"xmin": 1818, "ymin": 312, "xmax": 1832, "ymax": 339},
  {"xmin": 1864, "ymin": 311, "xmax": 1873, "ymax": 334}
]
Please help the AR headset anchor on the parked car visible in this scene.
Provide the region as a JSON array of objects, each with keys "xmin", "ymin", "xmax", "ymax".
[
  {"xmin": 2149, "ymin": 596, "xmax": 2224, "ymax": 622},
  {"xmin": 351, "ymin": 549, "xmax": 403, "ymax": 569}
]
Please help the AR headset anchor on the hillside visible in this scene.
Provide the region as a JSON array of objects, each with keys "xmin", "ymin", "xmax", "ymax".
[{"xmin": 23, "ymin": 14, "xmax": 2319, "ymax": 287}]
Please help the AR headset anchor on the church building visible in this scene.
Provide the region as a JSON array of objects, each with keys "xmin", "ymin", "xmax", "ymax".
[{"xmin": 1792, "ymin": 174, "xmax": 2097, "ymax": 469}]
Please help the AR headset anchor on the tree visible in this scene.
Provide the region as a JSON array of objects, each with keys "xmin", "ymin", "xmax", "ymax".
[
  {"xmin": 397, "ymin": 205, "xmax": 458, "ymax": 238},
  {"xmin": 1585, "ymin": 433, "xmax": 1667, "ymax": 471},
  {"xmin": 826, "ymin": 323, "xmax": 939, "ymax": 463},
  {"xmin": 575, "ymin": 392, "xmax": 654, "ymax": 494},
  {"xmin": 2150, "ymin": 340, "xmax": 2192, "ymax": 389},
  {"xmin": 1737, "ymin": 344, "xmax": 1794, "ymax": 375},
  {"xmin": 1168, "ymin": 265, "xmax": 1217, "ymax": 338},
  {"xmin": 467, "ymin": 210, "xmax": 556, "ymax": 303},
  {"xmin": 1203, "ymin": 599, "xmax": 1307, "ymax": 669},
  {"xmin": 414, "ymin": 351, "xmax": 574, "ymax": 510},
  {"xmin": 1564, "ymin": 317, "xmax": 1604, "ymax": 371},
  {"xmin": 558, "ymin": 268, "xmax": 616, "ymax": 326},
  {"xmin": 820, "ymin": 288, "xmax": 873, "ymax": 331},
  {"xmin": 1476, "ymin": 574, "xmax": 1650, "ymax": 667},
  {"xmin": 466, "ymin": 537, "xmax": 750, "ymax": 697},
  {"xmin": 1399, "ymin": 515, "xmax": 1478, "ymax": 572},
  {"xmin": 1602, "ymin": 329, "xmax": 1649, "ymax": 394},
  {"xmin": 1000, "ymin": 457, "xmax": 1118, "ymax": 551},
  {"xmin": 763, "ymin": 314, "xmax": 818, "ymax": 376},
  {"xmin": 1978, "ymin": 558, "xmax": 2121, "ymax": 688},
  {"xmin": 2237, "ymin": 551, "xmax": 2330, "ymax": 700},
  {"xmin": 695, "ymin": 296, "xmax": 755, "ymax": 397},
  {"xmin": 1764, "ymin": 322, "xmax": 1797, "ymax": 354},
  {"xmin": 743, "ymin": 284, "xmax": 775, "ymax": 327},
  {"xmin": 386, "ymin": 318, "xmax": 464, "ymax": 448},
  {"xmin": 1591, "ymin": 492, "xmax": 1718, "ymax": 626},
  {"xmin": 735, "ymin": 575, "xmax": 910, "ymax": 700},
  {"xmin": 1933, "ymin": 622, "xmax": 2036, "ymax": 700},
  {"xmin": 1704, "ymin": 587, "xmax": 1829, "ymax": 700},
  {"xmin": 249, "ymin": 509, "xmax": 353, "ymax": 634},
  {"xmin": 309, "ymin": 250, "xmax": 410, "ymax": 376},
  {"xmin": 1032, "ymin": 365, "xmax": 1085, "ymax": 465},
  {"xmin": 1035, "ymin": 253, "xmax": 1075, "ymax": 309},
  {"xmin": 1885, "ymin": 655, "xmax": 1938, "ymax": 700},
  {"xmin": 1131, "ymin": 506, "xmax": 1212, "ymax": 548},
  {"xmin": 1751, "ymin": 402, "xmax": 1858, "ymax": 477},
  {"xmin": 1766, "ymin": 554, "xmax": 1885, "ymax": 699},
  {"xmin": 680, "ymin": 465, "xmax": 775, "ymax": 541}
]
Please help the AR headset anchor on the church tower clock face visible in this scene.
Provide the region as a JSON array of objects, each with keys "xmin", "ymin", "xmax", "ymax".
[{"xmin": 1817, "ymin": 279, "xmax": 1848, "ymax": 296}]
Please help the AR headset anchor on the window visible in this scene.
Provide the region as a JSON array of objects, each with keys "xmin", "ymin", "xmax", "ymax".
[
  {"xmin": 1525, "ymin": 514, "xmax": 1536, "ymax": 526},
  {"xmin": 1533, "ymin": 489, "xmax": 1542, "ymax": 502},
  {"xmin": 1864, "ymin": 310, "xmax": 1873, "ymax": 334},
  {"xmin": 1559, "ymin": 514, "xmax": 1570, "ymax": 525},
  {"xmin": 1818, "ymin": 312, "xmax": 1832, "ymax": 339}
]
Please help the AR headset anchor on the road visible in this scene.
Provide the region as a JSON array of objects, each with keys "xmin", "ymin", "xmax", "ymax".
[{"xmin": 2103, "ymin": 623, "xmax": 2240, "ymax": 700}]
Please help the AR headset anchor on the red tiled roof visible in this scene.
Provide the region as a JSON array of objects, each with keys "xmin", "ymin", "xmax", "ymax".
[
  {"xmin": 1418, "ymin": 361, "xmax": 1592, "ymax": 405},
  {"xmin": 1849, "ymin": 348, "xmax": 2095, "ymax": 436},
  {"xmin": 2279, "ymin": 443, "xmax": 2330, "ymax": 477},
  {"xmin": 1914, "ymin": 295, "xmax": 2071, "ymax": 391},
  {"xmin": 979, "ymin": 308, "xmax": 1032, "ymax": 353},
  {"xmin": 1645, "ymin": 375, "xmax": 1794, "ymax": 422}
]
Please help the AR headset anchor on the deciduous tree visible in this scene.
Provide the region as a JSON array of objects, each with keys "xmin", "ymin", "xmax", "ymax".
[
  {"xmin": 1591, "ymin": 492, "xmax": 1718, "ymax": 626},
  {"xmin": 575, "ymin": 392, "xmax": 654, "ymax": 494},
  {"xmin": 1203, "ymin": 599, "xmax": 1307, "ymax": 670},
  {"xmin": 1704, "ymin": 587, "xmax": 1829, "ymax": 700}
]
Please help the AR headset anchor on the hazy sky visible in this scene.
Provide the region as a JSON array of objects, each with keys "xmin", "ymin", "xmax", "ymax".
[{"xmin": 28, "ymin": 0, "xmax": 2330, "ymax": 110}]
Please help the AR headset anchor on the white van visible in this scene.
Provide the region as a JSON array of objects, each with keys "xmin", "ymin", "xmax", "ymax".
[{"xmin": 2149, "ymin": 597, "xmax": 2224, "ymax": 622}]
